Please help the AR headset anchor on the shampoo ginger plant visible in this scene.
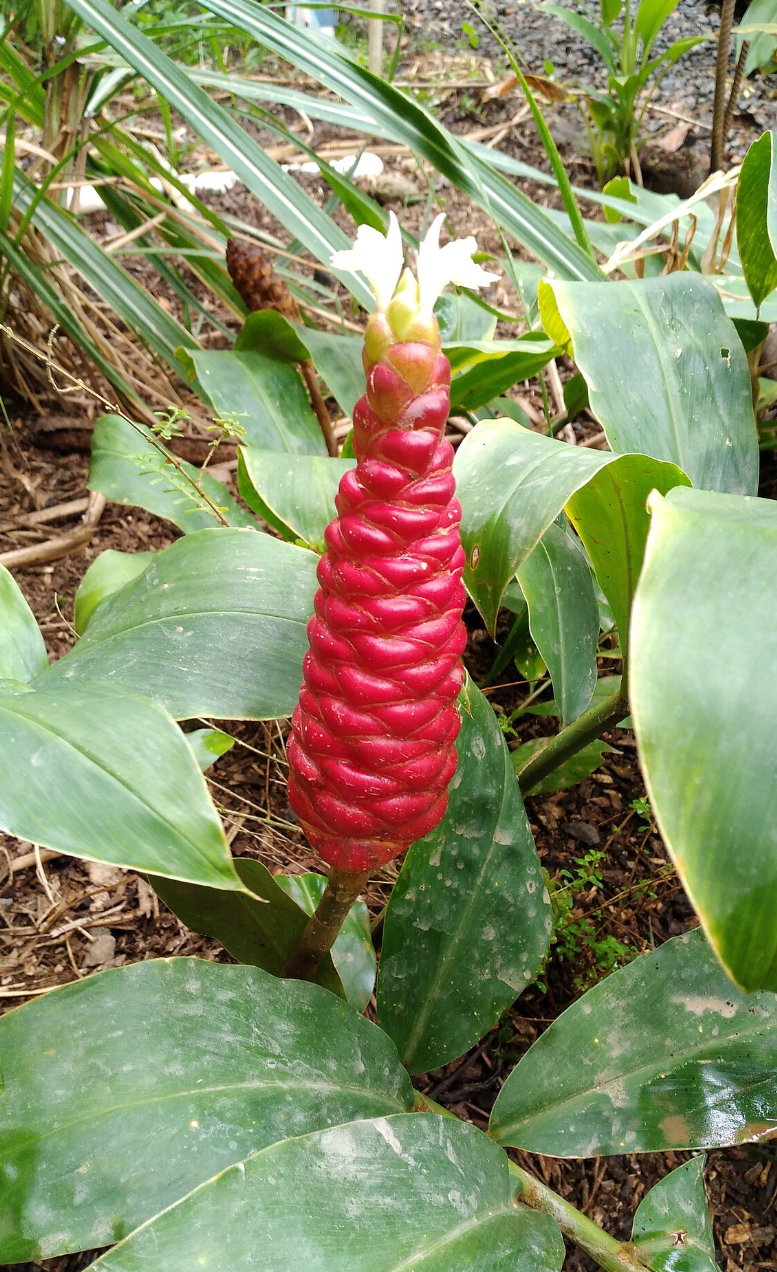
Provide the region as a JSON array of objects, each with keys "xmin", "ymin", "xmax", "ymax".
[{"xmin": 283, "ymin": 214, "xmax": 498, "ymax": 978}]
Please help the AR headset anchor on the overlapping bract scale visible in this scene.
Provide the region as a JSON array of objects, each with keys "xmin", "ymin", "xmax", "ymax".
[{"xmin": 287, "ymin": 340, "xmax": 466, "ymax": 870}]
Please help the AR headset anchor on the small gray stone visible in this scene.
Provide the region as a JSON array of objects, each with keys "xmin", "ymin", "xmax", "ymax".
[{"xmin": 562, "ymin": 821, "xmax": 601, "ymax": 847}]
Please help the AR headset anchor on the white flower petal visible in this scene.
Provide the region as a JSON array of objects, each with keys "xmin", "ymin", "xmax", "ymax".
[
  {"xmin": 417, "ymin": 212, "xmax": 500, "ymax": 308},
  {"xmin": 330, "ymin": 210, "xmax": 403, "ymax": 309}
]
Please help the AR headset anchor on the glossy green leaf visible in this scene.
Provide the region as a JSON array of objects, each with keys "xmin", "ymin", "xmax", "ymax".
[
  {"xmin": 512, "ymin": 737, "xmax": 617, "ymax": 794},
  {"xmin": 632, "ymin": 1158, "xmax": 719, "ymax": 1272},
  {"xmin": 184, "ymin": 726, "xmax": 234, "ymax": 772},
  {"xmin": 195, "ymin": 0, "xmax": 604, "ymax": 282},
  {"xmin": 236, "ymin": 312, "xmax": 365, "ymax": 419},
  {"xmin": 40, "ymin": 529, "xmax": 318, "ymax": 721},
  {"xmin": 277, "ymin": 872, "xmax": 377, "ymax": 1011},
  {"xmin": 630, "ymin": 486, "xmax": 777, "ymax": 991},
  {"xmin": 152, "ymin": 859, "xmax": 343, "ymax": 996},
  {"xmin": 378, "ymin": 681, "xmax": 552, "ymax": 1074},
  {"xmin": 74, "ymin": 548, "xmax": 156, "ymax": 635},
  {"xmin": 0, "ymin": 959, "xmax": 413, "ymax": 1262},
  {"xmin": 294, "ymin": 324, "xmax": 365, "ymax": 419},
  {"xmin": 0, "ymin": 681, "xmax": 238, "ymax": 887},
  {"xmin": 237, "ymin": 449, "xmax": 352, "ymax": 552},
  {"xmin": 436, "ymin": 292, "xmax": 497, "ymax": 341},
  {"xmin": 185, "ymin": 350, "xmax": 326, "ymax": 455},
  {"xmin": 517, "ymin": 522, "xmax": 599, "ymax": 723},
  {"xmin": 737, "ymin": 131, "xmax": 777, "ymax": 309},
  {"xmin": 448, "ymin": 336, "xmax": 559, "ymax": 411},
  {"xmin": 91, "ymin": 1115, "xmax": 564, "ymax": 1272},
  {"xmin": 540, "ymin": 274, "xmax": 758, "ymax": 495},
  {"xmin": 490, "ymin": 928, "xmax": 777, "ymax": 1155},
  {"xmin": 455, "ymin": 418, "xmax": 689, "ymax": 633},
  {"xmin": 0, "ymin": 565, "xmax": 47, "ymax": 682},
  {"xmin": 635, "ymin": 0, "xmax": 682, "ymax": 54},
  {"xmin": 60, "ymin": 0, "xmax": 373, "ymax": 307},
  {"xmin": 89, "ymin": 415, "xmax": 256, "ymax": 533}
]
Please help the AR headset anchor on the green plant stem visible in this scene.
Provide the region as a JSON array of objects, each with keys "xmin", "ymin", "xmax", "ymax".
[
  {"xmin": 282, "ymin": 867, "xmax": 369, "ymax": 981},
  {"xmin": 516, "ymin": 686, "xmax": 629, "ymax": 793},
  {"xmin": 508, "ymin": 1163, "xmax": 651, "ymax": 1272},
  {"xmin": 411, "ymin": 1095, "xmax": 649, "ymax": 1271},
  {"xmin": 711, "ymin": 0, "xmax": 736, "ymax": 172}
]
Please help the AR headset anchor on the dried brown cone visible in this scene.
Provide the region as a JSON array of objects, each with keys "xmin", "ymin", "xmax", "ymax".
[{"xmin": 226, "ymin": 239, "xmax": 301, "ymax": 323}]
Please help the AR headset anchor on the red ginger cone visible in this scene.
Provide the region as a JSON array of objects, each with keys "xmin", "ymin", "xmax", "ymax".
[{"xmin": 287, "ymin": 216, "xmax": 498, "ymax": 872}]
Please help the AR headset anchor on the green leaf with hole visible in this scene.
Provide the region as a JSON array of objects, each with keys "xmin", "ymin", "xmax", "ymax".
[
  {"xmin": 632, "ymin": 1157, "xmax": 719, "ymax": 1272},
  {"xmin": 517, "ymin": 522, "xmax": 599, "ymax": 723},
  {"xmin": 185, "ymin": 350, "xmax": 326, "ymax": 455},
  {"xmin": 89, "ymin": 416, "xmax": 255, "ymax": 533},
  {"xmin": 631, "ymin": 486, "xmax": 777, "ymax": 991},
  {"xmin": 237, "ymin": 449, "xmax": 353, "ymax": 552},
  {"xmin": 0, "ymin": 681, "xmax": 238, "ymax": 887},
  {"xmin": 378, "ymin": 681, "xmax": 552, "ymax": 1074},
  {"xmin": 540, "ymin": 274, "xmax": 758, "ymax": 496},
  {"xmin": 40, "ymin": 529, "xmax": 318, "ymax": 720},
  {"xmin": 276, "ymin": 872, "xmax": 376, "ymax": 1011},
  {"xmin": 491, "ymin": 928, "xmax": 777, "ymax": 1155},
  {"xmin": 90, "ymin": 1116, "xmax": 564, "ymax": 1272},
  {"xmin": 0, "ymin": 565, "xmax": 47, "ymax": 682},
  {"xmin": 455, "ymin": 418, "xmax": 689, "ymax": 636},
  {"xmin": 74, "ymin": 548, "xmax": 157, "ymax": 635},
  {"xmin": 0, "ymin": 959, "xmax": 413, "ymax": 1262},
  {"xmin": 152, "ymin": 859, "xmax": 343, "ymax": 996},
  {"xmin": 737, "ymin": 130, "xmax": 777, "ymax": 309}
]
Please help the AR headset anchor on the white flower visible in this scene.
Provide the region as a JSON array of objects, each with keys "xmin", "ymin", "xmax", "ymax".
[
  {"xmin": 330, "ymin": 209, "xmax": 499, "ymax": 312},
  {"xmin": 330, "ymin": 210, "xmax": 403, "ymax": 310},
  {"xmin": 417, "ymin": 213, "xmax": 500, "ymax": 309}
]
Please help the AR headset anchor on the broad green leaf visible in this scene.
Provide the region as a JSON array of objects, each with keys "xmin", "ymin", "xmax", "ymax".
[
  {"xmin": 378, "ymin": 681, "xmax": 552, "ymax": 1074},
  {"xmin": 0, "ymin": 565, "xmax": 47, "ymax": 682},
  {"xmin": 635, "ymin": 0, "xmax": 682, "ymax": 54},
  {"xmin": 540, "ymin": 274, "xmax": 758, "ymax": 496},
  {"xmin": 184, "ymin": 726, "xmax": 234, "ymax": 772},
  {"xmin": 152, "ymin": 859, "xmax": 343, "ymax": 996},
  {"xmin": 236, "ymin": 312, "xmax": 365, "ymax": 418},
  {"xmin": 740, "ymin": 0, "xmax": 777, "ymax": 76},
  {"xmin": 436, "ymin": 292, "xmax": 497, "ymax": 341},
  {"xmin": 0, "ymin": 959, "xmax": 413, "ymax": 1262},
  {"xmin": 186, "ymin": 349, "xmax": 326, "ymax": 455},
  {"xmin": 632, "ymin": 1158, "xmax": 719, "ymax": 1272},
  {"xmin": 89, "ymin": 415, "xmax": 256, "ymax": 533},
  {"xmin": 40, "ymin": 529, "xmax": 318, "ymax": 720},
  {"xmin": 59, "ymin": 0, "xmax": 373, "ymax": 308},
  {"xmin": 295, "ymin": 324, "xmax": 365, "ymax": 419},
  {"xmin": 448, "ymin": 336, "xmax": 559, "ymax": 411},
  {"xmin": 277, "ymin": 871, "xmax": 377, "ymax": 1011},
  {"xmin": 541, "ymin": 3, "xmax": 617, "ymax": 68},
  {"xmin": 517, "ymin": 522, "xmax": 599, "ymax": 723},
  {"xmin": 0, "ymin": 681, "xmax": 238, "ymax": 888},
  {"xmin": 512, "ymin": 737, "xmax": 617, "ymax": 794},
  {"xmin": 454, "ymin": 418, "xmax": 689, "ymax": 634},
  {"xmin": 238, "ymin": 449, "xmax": 353, "ymax": 552},
  {"xmin": 91, "ymin": 1116, "xmax": 565, "ymax": 1272},
  {"xmin": 195, "ymin": 0, "xmax": 604, "ymax": 282},
  {"xmin": 74, "ymin": 548, "xmax": 156, "ymax": 635},
  {"xmin": 630, "ymin": 486, "xmax": 777, "ymax": 991},
  {"xmin": 737, "ymin": 131, "xmax": 777, "ymax": 309},
  {"xmin": 490, "ymin": 928, "xmax": 777, "ymax": 1155}
]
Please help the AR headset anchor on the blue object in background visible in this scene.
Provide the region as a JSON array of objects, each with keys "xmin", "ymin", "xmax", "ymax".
[{"xmin": 286, "ymin": 6, "xmax": 337, "ymax": 33}]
